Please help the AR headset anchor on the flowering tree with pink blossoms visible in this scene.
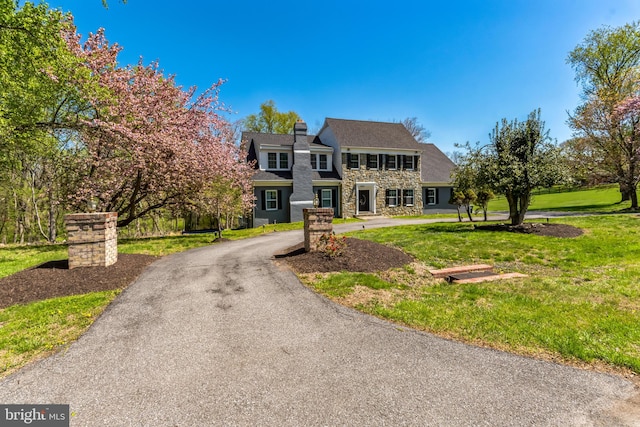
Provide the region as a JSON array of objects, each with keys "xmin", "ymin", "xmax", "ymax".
[
  {"xmin": 613, "ymin": 96, "xmax": 640, "ymax": 209},
  {"xmin": 60, "ymin": 28, "xmax": 255, "ymax": 227}
]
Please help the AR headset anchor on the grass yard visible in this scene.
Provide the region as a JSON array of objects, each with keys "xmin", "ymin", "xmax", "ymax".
[
  {"xmin": 488, "ymin": 184, "xmax": 636, "ymax": 213},
  {"xmin": 302, "ymin": 214, "xmax": 640, "ymax": 375}
]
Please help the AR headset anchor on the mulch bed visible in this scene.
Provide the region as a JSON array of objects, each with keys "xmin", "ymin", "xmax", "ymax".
[
  {"xmin": 0, "ymin": 254, "xmax": 157, "ymax": 309},
  {"xmin": 474, "ymin": 222, "xmax": 584, "ymax": 238},
  {"xmin": 276, "ymin": 237, "xmax": 414, "ymax": 274}
]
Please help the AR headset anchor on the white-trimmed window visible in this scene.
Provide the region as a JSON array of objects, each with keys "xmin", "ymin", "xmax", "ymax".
[
  {"xmin": 266, "ymin": 152, "xmax": 288, "ymax": 170},
  {"xmin": 348, "ymin": 153, "xmax": 359, "ymax": 169},
  {"xmin": 367, "ymin": 154, "xmax": 378, "ymax": 169},
  {"xmin": 402, "ymin": 155, "xmax": 415, "ymax": 170},
  {"xmin": 319, "ymin": 154, "xmax": 328, "ymax": 170},
  {"xmin": 265, "ymin": 190, "xmax": 278, "ymax": 210},
  {"xmin": 267, "ymin": 153, "xmax": 277, "ymax": 169},
  {"xmin": 279, "ymin": 153, "xmax": 288, "ymax": 169},
  {"xmin": 311, "ymin": 154, "xmax": 317, "ymax": 170},
  {"xmin": 427, "ymin": 188, "xmax": 437, "ymax": 205},
  {"xmin": 321, "ymin": 189, "xmax": 332, "ymax": 207},
  {"xmin": 386, "ymin": 155, "xmax": 397, "ymax": 170},
  {"xmin": 385, "ymin": 189, "xmax": 399, "ymax": 207},
  {"xmin": 403, "ymin": 189, "xmax": 415, "ymax": 206}
]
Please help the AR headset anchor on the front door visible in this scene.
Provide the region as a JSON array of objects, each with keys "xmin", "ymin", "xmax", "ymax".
[{"xmin": 358, "ymin": 189, "xmax": 370, "ymax": 212}]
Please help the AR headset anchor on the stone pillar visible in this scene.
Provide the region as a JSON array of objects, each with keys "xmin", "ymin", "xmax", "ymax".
[
  {"xmin": 303, "ymin": 208, "xmax": 334, "ymax": 252},
  {"xmin": 64, "ymin": 212, "xmax": 118, "ymax": 269}
]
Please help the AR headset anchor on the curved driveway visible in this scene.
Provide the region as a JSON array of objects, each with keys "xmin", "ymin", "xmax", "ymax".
[{"xmin": 0, "ymin": 218, "xmax": 638, "ymax": 426}]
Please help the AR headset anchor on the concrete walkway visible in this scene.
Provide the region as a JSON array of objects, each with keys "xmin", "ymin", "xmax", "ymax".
[{"xmin": 0, "ymin": 218, "xmax": 638, "ymax": 426}]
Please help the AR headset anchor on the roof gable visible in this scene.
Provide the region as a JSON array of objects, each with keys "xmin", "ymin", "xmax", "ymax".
[
  {"xmin": 323, "ymin": 118, "xmax": 422, "ymax": 150},
  {"xmin": 421, "ymin": 143, "xmax": 456, "ymax": 183}
]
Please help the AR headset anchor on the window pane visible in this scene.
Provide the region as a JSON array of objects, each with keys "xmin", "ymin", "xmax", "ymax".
[
  {"xmin": 311, "ymin": 154, "xmax": 317, "ymax": 170},
  {"xmin": 367, "ymin": 154, "xmax": 378, "ymax": 169},
  {"xmin": 387, "ymin": 155, "xmax": 396, "ymax": 169},
  {"xmin": 404, "ymin": 189, "xmax": 414, "ymax": 205},
  {"xmin": 349, "ymin": 154, "xmax": 359, "ymax": 169},
  {"xmin": 403, "ymin": 155, "xmax": 414, "ymax": 170},
  {"xmin": 279, "ymin": 153, "xmax": 288, "ymax": 169},
  {"xmin": 266, "ymin": 190, "xmax": 277, "ymax": 210},
  {"xmin": 386, "ymin": 189, "xmax": 397, "ymax": 206},
  {"xmin": 268, "ymin": 153, "xmax": 277, "ymax": 169},
  {"xmin": 321, "ymin": 189, "xmax": 332, "ymax": 207},
  {"xmin": 427, "ymin": 188, "xmax": 436, "ymax": 205},
  {"xmin": 319, "ymin": 154, "xmax": 327, "ymax": 170}
]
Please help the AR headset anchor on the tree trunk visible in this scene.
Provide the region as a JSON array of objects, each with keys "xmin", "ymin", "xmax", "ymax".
[
  {"xmin": 620, "ymin": 182, "xmax": 630, "ymax": 202},
  {"xmin": 466, "ymin": 205, "xmax": 473, "ymax": 222},
  {"xmin": 455, "ymin": 206, "xmax": 462, "ymax": 222}
]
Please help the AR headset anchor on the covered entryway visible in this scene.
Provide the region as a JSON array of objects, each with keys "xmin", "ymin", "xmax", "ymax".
[{"xmin": 356, "ymin": 182, "xmax": 376, "ymax": 215}]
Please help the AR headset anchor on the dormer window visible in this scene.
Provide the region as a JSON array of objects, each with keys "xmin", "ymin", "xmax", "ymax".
[{"xmin": 266, "ymin": 152, "xmax": 289, "ymax": 170}]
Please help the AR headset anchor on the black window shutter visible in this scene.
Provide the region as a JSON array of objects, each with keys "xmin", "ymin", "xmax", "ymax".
[
  {"xmin": 415, "ymin": 155, "xmax": 420, "ymax": 169},
  {"xmin": 261, "ymin": 190, "xmax": 266, "ymax": 210},
  {"xmin": 317, "ymin": 189, "xmax": 322, "ymax": 207},
  {"xmin": 277, "ymin": 190, "xmax": 282, "ymax": 210},
  {"xmin": 398, "ymin": 188, "xmax": 403, "ymax": 206},
  {"xmin": 347, "ymin": 153, "xmax": 352, "ymax": 166},
  {"xmin": 435, "ymin": 188, "xmax": 439, "ymax": 204}
]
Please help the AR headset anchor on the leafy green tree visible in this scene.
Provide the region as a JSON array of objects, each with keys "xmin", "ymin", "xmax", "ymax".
[
  {"xmin": 448, "ymin": 190, "xmax": 465, "ymax": 222},
  {"xmin": 242, "ymin": 100, "xmax": 300, "ymax": 134},
  {"xmin": 458, "ymin": 110, "xmax": 565, "ymax": 226},
  {"xmin": 475, "ymin": 189, "xmax": 495, "ymax": 222},
  {"xmin": 567, "ymin": 21, "xmax": 640, "ymax": 207}
]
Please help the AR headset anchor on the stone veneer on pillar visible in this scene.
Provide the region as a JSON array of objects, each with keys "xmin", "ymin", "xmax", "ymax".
[
  {"xmin": 289, "ymin": 120, "xmax": 316, "ymax": 222},
  {"xmin": 64, "ymin": 212, "xmax": 118, "ymax": 269},
  {"xmin": 303, "ymin": 208, "xmax": 334, "ymax": 252}
]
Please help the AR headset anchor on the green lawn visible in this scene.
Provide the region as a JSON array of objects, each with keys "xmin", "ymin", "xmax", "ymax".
[
  {"xmin": 302, "ymin": 215, "xmax": 640, "ymax": 374},
  {"xmin": 488, "ymin": 184, "xmax": 635, "ymax": 213}
]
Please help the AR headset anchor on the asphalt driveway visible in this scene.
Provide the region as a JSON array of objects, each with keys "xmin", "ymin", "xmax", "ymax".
[{"xmin": 0, "ymin": 218, "xmax": 638, "ymax": 426}]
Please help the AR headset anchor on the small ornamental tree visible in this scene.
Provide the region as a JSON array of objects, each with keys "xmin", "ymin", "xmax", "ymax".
[
  {"xmin": 475, "ymin": 189, "xmax": 495, "ymax": 221},
  {"xmin": 449, "ymin": 190, "xmax": 465, "ymax": 222}
]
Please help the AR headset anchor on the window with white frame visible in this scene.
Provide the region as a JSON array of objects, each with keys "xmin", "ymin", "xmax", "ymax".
[
  {"xmin": 265, "ymin": 190, "xmax": 278, "ymax": 210},
  {"xmin": 367, "ymin": 154, "xmax": 378, "ymax": 169},
  {"xmin": 386, "ymin": 155, "xmax": 397, "ymax": 170},
  {"xmin": 319, "ymin": 154, "xmax": 328, "ymax": 170},
  {"xmin": 385, "ymin": 189, "xmax": 399, "ymax": 207},
  {"xmin": 348, "ymin": 153, "xmax": 359, "ymax": 169},
  {"xmin": 267, "ymin": 153, "xmax": 277, "ymax": 169},
  {"xmin": 427, "ymin": 188, "xmax": 437, "ymax": 205},
  {"xmin": 402, "ymin": 155, "xmax": 415, "ymax": 170},
  {"xmin": 279, "ymin": 152, "xmax": 288, "ymax": 169},
  {"xmin": 403, "ymin": 189, "xmax": 414, "ymax": 206},
  {"xmin": 266, "ymin": 152, "xmax": 289, "ymax": 170},
  {"xmin": 310, "ymin": 154, "xmax": 317, "ymax": 170},
  {"xmin": 321, "ymin": 189, "xmax": 332, "ymax": 207}
]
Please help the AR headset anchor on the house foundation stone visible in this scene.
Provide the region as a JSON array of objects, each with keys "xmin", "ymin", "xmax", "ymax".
[{"xmin": 64, "ymin": 212, "xmax": 118, "ymax": 269}]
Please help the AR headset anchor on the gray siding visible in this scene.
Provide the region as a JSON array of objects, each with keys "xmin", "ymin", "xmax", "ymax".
[
  {"xmin": 254, "ymin": 186, "xmax": 292, "ymax": 226},
  {"xmin": 422, "ymin": 186, "xmax": 456, "ymax": 212}
]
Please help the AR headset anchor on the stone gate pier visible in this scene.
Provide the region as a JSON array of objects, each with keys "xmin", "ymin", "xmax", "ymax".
[
  {"xmin": 303, "ymin": 208, "xmax": 334, "ymax": 252},
  {"xmin": 64, "ymin": 212, "xmax": 118, "ymax": 269}
]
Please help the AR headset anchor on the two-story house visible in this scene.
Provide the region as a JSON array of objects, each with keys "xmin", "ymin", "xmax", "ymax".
[{"xmin": 244, "ymin": 118, "xmax": 455, "ymax": 227}]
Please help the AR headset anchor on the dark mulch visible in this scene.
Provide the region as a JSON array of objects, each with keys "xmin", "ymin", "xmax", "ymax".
[
  {"xmin": 474, "ymin": 222, "xmax": 584, "ymax": 238},
  {"xmin": 0, "ymin": 254, "xmax": 157, "ymax": 309},
  {"xmin": 276, "ymin": 237, "xmax": 414, "ymax": 274}
]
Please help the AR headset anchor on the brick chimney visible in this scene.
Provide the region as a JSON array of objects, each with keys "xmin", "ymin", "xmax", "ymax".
[{"xmin": 289, "ymin": 120, "xmax": 315, "ymax": 222}]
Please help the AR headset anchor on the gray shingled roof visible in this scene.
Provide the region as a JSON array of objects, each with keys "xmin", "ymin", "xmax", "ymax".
[
  {"xmin": 421, "ymin": 143, "xmax": 456, "ymax": 183},
  {"xmin": 324, "ymin": 118, "xmax": 423, "ymax": 150}
]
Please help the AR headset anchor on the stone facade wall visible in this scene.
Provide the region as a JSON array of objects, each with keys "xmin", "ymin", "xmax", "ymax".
[
  {"xmin": 341, "ymin": 165, "xmax": 423, "ymax": 217},
  {"xmin": 303, "ymin": 208, "xmax": 334, "ymax": 252},
  {"xmin": 64, "ymin": 212, "xmax": 118, "ymax": 269}
]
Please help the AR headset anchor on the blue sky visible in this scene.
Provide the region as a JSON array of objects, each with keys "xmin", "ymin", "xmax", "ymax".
[{"xmin": 47, "ymin": 0, "xmax": 640, "ymax": 154}]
